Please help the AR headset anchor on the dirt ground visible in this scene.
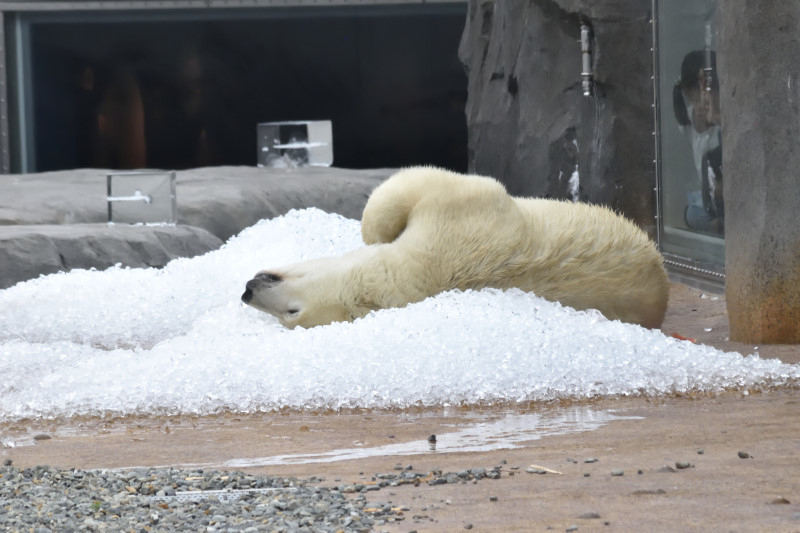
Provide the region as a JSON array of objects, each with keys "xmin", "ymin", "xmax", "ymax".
[{"xmin": 3, "ymin": 282, "xmax": 800, "ymax": 532}]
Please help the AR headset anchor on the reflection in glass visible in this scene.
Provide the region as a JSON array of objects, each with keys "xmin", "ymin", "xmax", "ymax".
[{"xmin": 656, "ymin": 0, "xmax": 724, "ymax": 268}]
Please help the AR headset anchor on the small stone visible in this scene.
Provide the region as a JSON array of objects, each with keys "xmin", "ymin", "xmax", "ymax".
[
  {"xmin": 696, "ymin": 449, "xmax": 704, "ymax": 455},
  {"xmin": 2, "ymin": 459, "xmax": 11, "ymax": 466},
  {"xmin": 637, "ymin": 469, "xmax": 644, "ymax": 475},
  {"xmin": 464, "ymin": 524, "xmax": 473, "ymax": 530},
  {"xmin": 584, "ymin": 458, "xmax": 598, "ymax": 463},
  {"xmin": 33, "ymin": 434, "xmax": 52, "ymax": 441},
  {"xmin": 738, "ymin": 451, "xmax": 750, "ymax": 459},
  {"xmin": 583, "ymin": 473, "xmax": 590, "ymax": 477},
  {"xmin": 675, "ymin": 462, "xmax": 692, "ymax": 469},
  {"xmin": 566, "ymin": 526, "xmax": 579, "ymax": 532},
  {"xmin": 770, "ymin": 497, "xmax": 791, "ymax": 505},
  {"xmin": 578, "ymin": 512, "xmax": 601, "ymax": 519},
  {"xmin": 610, "ymin": 469, "xmax": 624, "ymax": 477},
  {"xmin": 489, "ymin": 496, "xmax": 498, "ymax": 502},
  {"xmin": 632, "ymin": 489, "xmax": 667, "ymax": 496}
]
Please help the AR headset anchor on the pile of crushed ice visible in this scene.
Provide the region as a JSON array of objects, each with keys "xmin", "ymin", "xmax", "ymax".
[{"xmin": 1, "ymin": 209, "xmax": 797, "ymax": 422}]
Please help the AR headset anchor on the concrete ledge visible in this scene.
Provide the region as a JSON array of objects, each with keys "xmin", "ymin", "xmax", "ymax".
[{"xmin": 0, "ymin": 224, "xmax": 223, "ymax": 289}]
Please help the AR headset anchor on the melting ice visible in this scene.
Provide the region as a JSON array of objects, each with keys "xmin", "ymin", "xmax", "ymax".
[{"xmin": 0, "ymin": 209, "xmax": 797, "ymax": 422}]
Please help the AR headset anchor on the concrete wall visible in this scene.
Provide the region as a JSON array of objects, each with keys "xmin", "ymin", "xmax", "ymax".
[
  {"xmin": 459, "ymin": 0, "xmax": 656, "ymax": 234},
  {"xmin": 718, "ymin": 2, "xmax": 800, "ymax": 343}
]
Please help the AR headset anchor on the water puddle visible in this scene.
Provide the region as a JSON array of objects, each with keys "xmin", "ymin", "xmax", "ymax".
[
  {"xmin": 213, "ymin": 407, "xmax": 640, "ymax": 469},
  {"xmin": 2, "ymin": 405, "xmax": 643, "ymax": 471}
]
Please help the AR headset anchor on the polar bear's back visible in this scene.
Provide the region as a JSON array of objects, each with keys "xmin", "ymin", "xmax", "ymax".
[
  {"xmin": 514, "ymin": 198, "xmax": 668, "ymax": 328},
  {"xmin": 360, "ymin": 166, "xmax": 668, "ymax": 328}
]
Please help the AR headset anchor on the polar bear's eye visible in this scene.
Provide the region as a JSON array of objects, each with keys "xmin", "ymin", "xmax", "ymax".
[{"xmin": 286, "ymin": 309, "xmax": 300, "ymax": 316}]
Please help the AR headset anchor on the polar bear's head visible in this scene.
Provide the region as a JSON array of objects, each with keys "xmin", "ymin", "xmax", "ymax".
[{"xmin": 241, "ymin": 257, "xmax": 367, "ymax": 329}]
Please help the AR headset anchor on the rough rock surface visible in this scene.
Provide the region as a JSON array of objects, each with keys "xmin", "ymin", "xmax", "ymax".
[
  {"xmin": 459, "ymin": 0, "xmax": 656, "ymax": 233},
  {"xmin": 718, "ymin": 3, "xmax": 800, "ymax": 343},
  {"xmin": 0, "ymin": 224, "xmax": 223, "ymax": 290},
  {"xmin": 0, "ymin": 166, "xmax": 392, "ymax": 289},
  {"xmin": 0, "ymin": 166, "xmax": 392, "ymax": 242}
]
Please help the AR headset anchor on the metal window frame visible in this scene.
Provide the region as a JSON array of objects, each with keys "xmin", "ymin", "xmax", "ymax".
[
  {"xmin": 0, "ymin": 0, "xmax": 465, "ymax": 11},
  {"xmin": 651, "ymin": 0, "xmax": 725, "ymax": 292},
  {"xmin": 0, "ymin": 13, "xmax": 8, "ymax": 174}
]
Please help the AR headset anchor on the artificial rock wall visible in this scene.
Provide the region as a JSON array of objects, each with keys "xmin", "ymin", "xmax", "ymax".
[
  {"xmin": 719, "ymin": 2, "xmax": 800, "ymax": 343},
  {"xmin": 459, "ymin": 0, "xmax": 656, "ymax": 233}
]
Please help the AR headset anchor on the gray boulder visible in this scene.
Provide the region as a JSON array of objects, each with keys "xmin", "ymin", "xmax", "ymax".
[
  {"xmin": 459, "ymin": 0, "xmax": 656, "ymax": 233},
  {"xmin": 719, "ymin": 2, "xmax": 800, "ymax": 343},
  {"xmin": 0, "ymin": 165, "xmax": 393, "ymax": 241}
]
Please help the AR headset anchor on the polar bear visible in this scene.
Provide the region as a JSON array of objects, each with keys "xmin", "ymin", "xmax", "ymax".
[{"xmin": 241, "ymin": 166, "xmax": 669, "ymax": 329}]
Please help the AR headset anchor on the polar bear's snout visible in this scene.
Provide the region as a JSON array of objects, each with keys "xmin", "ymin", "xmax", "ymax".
[{"xmin": 241, "ymin": 272, "xmax": 282, "ymax": 304}]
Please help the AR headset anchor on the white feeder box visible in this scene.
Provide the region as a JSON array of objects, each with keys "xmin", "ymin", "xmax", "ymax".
[
  {"xmin": 257, "ymin": 120, "xmax": 333, "ymax": 168},
  {"xmin": 107, "ymin": 171, "xmax": 177, "ymax": 225}
]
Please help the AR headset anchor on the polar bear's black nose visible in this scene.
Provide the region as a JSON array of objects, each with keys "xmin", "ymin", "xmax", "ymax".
[{"xmin": 241, "ymin": 288, "xmax": 253, "ymax": 303}]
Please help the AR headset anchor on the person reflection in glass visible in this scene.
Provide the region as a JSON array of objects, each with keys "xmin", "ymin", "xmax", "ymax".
[{"xmin": 673, "ymin": 50, "xmax": 723, "ymax": 235}]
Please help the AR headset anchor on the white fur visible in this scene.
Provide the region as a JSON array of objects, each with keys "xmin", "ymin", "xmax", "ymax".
[{"xmin": 243, "ymin": 166, "xmax": 669, "ymax": 329}]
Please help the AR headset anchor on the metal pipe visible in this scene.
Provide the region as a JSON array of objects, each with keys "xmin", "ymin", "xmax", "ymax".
[
  {"xmin": 107, "ymin": 190, "xmax": 152, "ymax": 204},
  {"xmin": 580, "ymin": 24, "xmax": 592, "ymax": 97}
]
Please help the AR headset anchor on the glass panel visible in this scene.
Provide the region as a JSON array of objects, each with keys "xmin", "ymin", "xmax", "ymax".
[
  {"xmin": 107, "ymin": 171, "xmax": 176, "ymax": 225},
  {"xmin": 16, "ymin": 5, "xmax": 467, "ymax": 173},
  {"xmin": 257, "ymin": 120, "xmax": 333, "ymax": 168},
  {"xmin": 656, "ymin": 0, "xmax": 724, "ymax": 267}
]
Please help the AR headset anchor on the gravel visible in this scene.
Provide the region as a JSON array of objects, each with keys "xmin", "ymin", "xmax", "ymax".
[
  {"xmin": 0, "ymin": 465, "xmax": 380, "ymax": 532},
  {"xmin": 0, "ymin": 463, "xmax": 512, "ymax": 532}
]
